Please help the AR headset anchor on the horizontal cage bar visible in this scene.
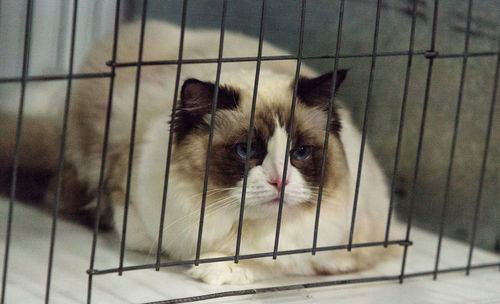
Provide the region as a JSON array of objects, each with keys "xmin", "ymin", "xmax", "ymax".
[
  {"xmin": 104, "ymin": 50, "xmax": 499, "ymax": 68},
  {"xmin": 88, "ymin": 239, "xmax": 410, "ymax": 275},
  {"xmin": 0, "ymin": 72, "xmax": 112, "ymax": 83}
]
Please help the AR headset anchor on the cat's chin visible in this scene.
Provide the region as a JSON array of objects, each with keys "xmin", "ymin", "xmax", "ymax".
[
  {"xmin": 242, "ymin": 199, "xmax": 313, "ymax": 220},
  {"xmin": 266, "ymin": 198, "xmax": 280, "ymax": 204},
  {"xmin": 255, "ymin": 197, "xmax": 299, "ymax": 207},
  {"xmin": 262, "ymin": 198, "xmax": 305, "ymax": 207}
]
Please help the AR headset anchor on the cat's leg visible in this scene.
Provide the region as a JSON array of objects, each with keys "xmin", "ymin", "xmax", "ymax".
[
  {"xmin": 187, "ymin": 252, "xmax": 272, "ymax": 285},
  {"xmin": 107, "ymin": 174, "xmax": 154, "ymax": 252},
  {"xmin": 312, "ymin": 250, "xmax": 358, "ymax": 274},
  {"xmin": 112, "ymin": 202, "xmax": 155, "ymax": 252},
  {"xmin": 99, "ymin": 149, "xmax": 155, "ymax": 252}
]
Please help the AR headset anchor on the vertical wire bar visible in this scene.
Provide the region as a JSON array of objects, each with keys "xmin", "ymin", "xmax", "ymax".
[
  {"xmin": 155, "ymin": 0, "xmax": 188, "ymax": 271},
  {"xmin": 194, "ymin": 0, "xmax": 228, "ymax": 265},
  {"xmin": 311, "ymin": 0, "xmax": 345, "ymax": 255},
  {"xmin": 384, "ymin": 0, "xmax": 418, "ymax": 247},
  {"xmin": 399, "ymin": 0, "xmax": 440, "ymax": 284},
  {"xmin": 465, "ymin": 37, "xmax": 500, "ymax": 275},
  {"xmin": 1, "ymin": 1, "xmax": 33, "ymax": 303},
  {"xmin": 87, "ymin": 0, "xmax": 121, "ymax": 302},
  {"xmin": 44, "ymin": 0, "xmax": 78, "ymax": 302},
  {"xmin": 119, "ymin": 0, "xmax": 148, "ymax": 276},
  {"xmin": 433, "ymin": 0, "xmax": 473, "ymax": 280},
  {"xmin": 347, "ymin": 0, "xmax": 383, "ymax": 251},
  {"xmin": 272, "ymin": 0, "xmax": 307, "ymax": 259},
  {"xmin": 234, "ymin": 0, "xmax": 266, "ymax": 263}
]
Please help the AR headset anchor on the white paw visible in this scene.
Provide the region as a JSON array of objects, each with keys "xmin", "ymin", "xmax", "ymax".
[{"xmin": 187, "ymin": 261, "xmax": 254, "ymax": 285}]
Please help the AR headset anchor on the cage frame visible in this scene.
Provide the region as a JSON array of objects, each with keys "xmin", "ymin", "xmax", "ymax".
[{"xmin": 1, "ymin": 0, "xmax": 499, "ymax": 303}]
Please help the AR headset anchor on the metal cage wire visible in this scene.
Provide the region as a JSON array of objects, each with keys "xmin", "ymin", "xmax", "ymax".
[{"xmin": 1, "ymin": 0, "xmax": 499, "ymax": 303}]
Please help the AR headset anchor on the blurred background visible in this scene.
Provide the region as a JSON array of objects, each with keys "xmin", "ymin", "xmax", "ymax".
[{"xmin": 0, "ymin": 0, "xmax": 499, "ymax": 253}]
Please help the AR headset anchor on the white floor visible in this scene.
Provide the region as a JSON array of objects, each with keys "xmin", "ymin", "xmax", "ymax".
[{"xmin": 0, "ymin": 197, "xmax": 499, "ymax": 304}]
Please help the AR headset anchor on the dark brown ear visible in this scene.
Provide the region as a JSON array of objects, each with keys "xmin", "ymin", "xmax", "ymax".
[
  {"xmin": 297, "ymin": 69, "xmax": 347, "ymax": 108},
  {"xmin": 297, "ymin": 69, "xmax": 348, "ymax": 133},
  {"xmin": 173, "ymin": 78, "xmax": 240, "ymax": 143}
]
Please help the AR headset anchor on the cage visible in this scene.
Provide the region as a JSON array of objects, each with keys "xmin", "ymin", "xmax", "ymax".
[{"xmin": 0, "ymin": 0, "xmax": 499, "ymax": 303}]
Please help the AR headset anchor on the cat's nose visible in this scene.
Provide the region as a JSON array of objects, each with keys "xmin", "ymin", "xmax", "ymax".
[{"xmin": 268, "ymin": 178, "xmax": 289, "ymax": 192}]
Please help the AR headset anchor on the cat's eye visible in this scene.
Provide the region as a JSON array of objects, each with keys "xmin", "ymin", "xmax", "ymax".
[
  {"xmin": 291, "ymin": 146, "xmax": 312, "ymax": 161},
  {"xmin": 236, "ymin": 143, "xmax": 257, "ymax": 160}
]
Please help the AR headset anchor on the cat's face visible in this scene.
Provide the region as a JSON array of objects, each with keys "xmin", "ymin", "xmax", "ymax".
[{"xmin": 172, "ymin": 70, "xmax": 348, "ymax": 219}]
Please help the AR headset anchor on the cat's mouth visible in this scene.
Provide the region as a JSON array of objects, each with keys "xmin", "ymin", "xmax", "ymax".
[
  {"xmin": 266, "ymin": 196, "xmax": 289, "ymax": 205},
  {"xmin": 262, "ymin": 191, "xmax": 311, "ymax": 207}
]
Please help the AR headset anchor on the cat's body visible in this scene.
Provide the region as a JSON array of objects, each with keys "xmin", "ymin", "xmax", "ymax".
[
  {"xmin": 0, "ymin": 21, "xmax": 401, "ymax": 284},
  {"xmin": 129, "ymin": 74, "xmax": 394, "ymax": 284}
]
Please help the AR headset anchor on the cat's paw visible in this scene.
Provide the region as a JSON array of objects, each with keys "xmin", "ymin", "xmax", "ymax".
[{"xmin": 187, "ymin": 261, "xmax": 255, "ymax": 285}]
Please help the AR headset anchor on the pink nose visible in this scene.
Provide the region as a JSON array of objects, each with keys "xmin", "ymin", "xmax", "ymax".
[{"xmin": 268, "ymin": 178, "xmax": 289, "ymax": 192}]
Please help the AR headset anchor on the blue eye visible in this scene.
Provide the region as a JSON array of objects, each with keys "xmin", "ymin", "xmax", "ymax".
[
  {"xmin": 291, "ymin": 146, "xmax": 312, "ymax": 161},
  {"xmin": 236, "ymin": 143, "xmax": 256, "ymax": 160}
]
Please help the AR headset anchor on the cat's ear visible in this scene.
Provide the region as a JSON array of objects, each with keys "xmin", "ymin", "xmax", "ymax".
[
  {"xmin": 297, "ymin": 69, "xmax": 347, "ymax": 133},
  {"xmin": 297, "ymin": 69, "xmax": 347, "ymax": 108},
  {"xmin": 173, "ymin": 78, "xmax": 239, "ymax": 142}
]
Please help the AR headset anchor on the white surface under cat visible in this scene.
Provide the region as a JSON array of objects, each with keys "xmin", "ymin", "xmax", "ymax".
[{"xmin": 1, "ymin": 198, "xmax": 498, "ymax": 304}]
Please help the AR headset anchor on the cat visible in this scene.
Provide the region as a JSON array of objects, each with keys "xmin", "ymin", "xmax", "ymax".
[{"xmin": 0, "ymin": 21, "xmax": 401, "ymax": 284}]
